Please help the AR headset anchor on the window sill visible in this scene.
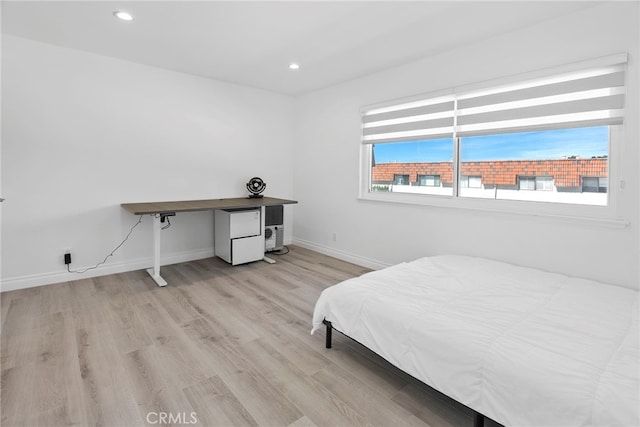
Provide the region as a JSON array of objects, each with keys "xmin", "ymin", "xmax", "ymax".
[{"xmin": 358, "ymin": 191, "xmax": 629, "ymax": 229}]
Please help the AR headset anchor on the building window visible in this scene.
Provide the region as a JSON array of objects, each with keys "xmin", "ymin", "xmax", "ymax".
[
  {"xmin": 362, "ymin": 54, "xmax": 625, "ymax": 208},
  {"xmin": 393, "ymin": 174, "xmax": 409, "ymax": 185},
  {"xmin": 519, "ymin": 177, "xmax": 536, "ymax": 191},
  {"xmin": 582, "ymin": 177, "xmax": 608, "ymax": 193},
  {"xmin": 418, "ymin": 175, "xmax": 440, "ymax": 187},
  {"xmin": 460, "ymin": 175, "xmax": 482, "ymax": 189},
  {"xmin": 536, "ymin": 176, "xmax": 554, "ymax": 191},
  {"xmin": 519, "ymin": 176, "xmax": 554, "ymax": 191}
]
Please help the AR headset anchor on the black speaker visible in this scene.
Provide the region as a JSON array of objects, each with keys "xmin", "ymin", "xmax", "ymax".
[{"xmin": 265, "ymin": 205, "xmax": 283, "ymax": 226}]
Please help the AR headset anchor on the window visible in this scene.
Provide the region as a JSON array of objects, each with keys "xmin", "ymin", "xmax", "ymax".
[
  {"xmin": 361, "ymin": 54, "xmax": 626, "ymax": 210},
  {"xmin": 536, "ymin": 176, "xmax": 554, "ymax": 191},
  {"xmin": 460, "ymin": 175, "xmax": 482, "ymax": 188},
  {"xmin": 393, "ymin": 174, "xmax": 409, "ymax": 185},
  {"xmin": 582, "ymin": 176, "xmax": 608, "ymax": 193},
  {"xmin": 418, "ymin": 175, "xmax": 440, "ymax": 187},
  {"xmin": 519, "ymin": 176, "xmax": 554, "ymax": 191},
  {"xmin": 519, "ymin": 176, "xmax": 536, "ymax": 191}
]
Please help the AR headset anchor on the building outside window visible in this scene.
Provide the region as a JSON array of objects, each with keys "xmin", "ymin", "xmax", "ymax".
[{"xmin": 369, "ymin": 139, "xmax": 454, "ymax": 196}]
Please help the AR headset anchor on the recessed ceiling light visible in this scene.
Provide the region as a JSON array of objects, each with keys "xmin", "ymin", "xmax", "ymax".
[
  {"xmin": 289, "ymin": 63, "xmax": 300, "ymax": 70},
  {"xmin": 113, "ymin": 11, "xmax": 134, "ymax": 21}
]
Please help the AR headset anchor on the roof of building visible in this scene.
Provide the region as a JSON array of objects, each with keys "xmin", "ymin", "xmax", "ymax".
[{"xmin": 372, "ymin": 158, "xmax": 607, "ymax": 187}]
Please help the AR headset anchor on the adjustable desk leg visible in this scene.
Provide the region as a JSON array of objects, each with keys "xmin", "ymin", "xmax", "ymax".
[{"xmin": 146, "ymin": 214, "xmax": 168, "ymax": 287}]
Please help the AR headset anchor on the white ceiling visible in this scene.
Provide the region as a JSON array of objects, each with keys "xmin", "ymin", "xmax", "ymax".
[{"xmin": 2, "ymin": 1, "xmax": 602, "ymax": 96}]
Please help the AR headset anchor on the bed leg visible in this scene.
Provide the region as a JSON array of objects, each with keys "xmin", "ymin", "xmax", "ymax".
[
  {"xmin": 473, "ymin": 412, "xmax": 484, "ymax": 427},
  {"xmin": 324, "ymin": 320, "xmax": 332, "ymax": 349}
]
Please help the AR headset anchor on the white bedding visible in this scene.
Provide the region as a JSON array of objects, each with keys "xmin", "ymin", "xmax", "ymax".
[{"xmin": 311, "ymin": 255, "xmax": 639, "ymax": 426}]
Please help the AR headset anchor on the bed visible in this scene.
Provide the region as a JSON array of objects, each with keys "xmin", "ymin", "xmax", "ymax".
[{"xmin": 311, "ymin": 255, "xmax": 639, "ymax": 427}]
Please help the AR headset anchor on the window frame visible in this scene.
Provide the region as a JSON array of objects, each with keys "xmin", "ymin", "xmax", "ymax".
[
  {"xmin": 358, "ymin": 54, "xmax": 628, "ymax": 227},
  {"xmin": 359, "ymin": 126, "xmax": 625, "ymax": 227}
]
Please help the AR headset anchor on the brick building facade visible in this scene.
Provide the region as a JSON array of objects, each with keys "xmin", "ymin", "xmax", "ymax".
[{"xmin": 372, "ymin": 158, "xmax": 607, "ymax": 191}]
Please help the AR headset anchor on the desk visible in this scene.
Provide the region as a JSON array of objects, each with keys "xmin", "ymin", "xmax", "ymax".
[{"xmin": 121, "ymin": 196, "xmax": 297, "ymax": 286}]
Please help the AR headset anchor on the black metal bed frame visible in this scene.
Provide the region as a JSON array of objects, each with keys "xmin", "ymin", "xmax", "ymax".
[{"xmin": 323, "ymin": 319, "xmax": 499, "ymax": 427}]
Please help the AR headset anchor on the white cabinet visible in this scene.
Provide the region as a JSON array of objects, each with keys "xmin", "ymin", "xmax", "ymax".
[{"xmin": 214, "ymin": 208, "xmax": 264, "ymax": 265}]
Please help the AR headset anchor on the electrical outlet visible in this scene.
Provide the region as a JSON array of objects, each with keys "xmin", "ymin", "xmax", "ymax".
[
  {"xmin": 332, "ymin": 232, "xmax": 337, "ymax": 242},
  {"xmin": 63, "ymin": 247, "xmax": 72, "ymax": 265}
]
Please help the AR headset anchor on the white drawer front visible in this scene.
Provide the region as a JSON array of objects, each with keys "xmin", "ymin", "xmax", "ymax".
[
  {"xmin": 231, "ymin": 235, "xmax": 264, "ymax": 265},
  {"xmin": 229, "ymin": 210, "xmax": 261, "ymax": 238}
]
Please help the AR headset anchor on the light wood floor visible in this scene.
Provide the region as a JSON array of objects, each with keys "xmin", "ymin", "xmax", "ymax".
[{"xmin": 1, "ymin": 246, "xmax": 499, "ymax": 427}]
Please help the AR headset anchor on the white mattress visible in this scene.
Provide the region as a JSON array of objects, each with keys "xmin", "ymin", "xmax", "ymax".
[{"xmin": 311, "ymin": 255, "xmax": 639, "ymax": 426}]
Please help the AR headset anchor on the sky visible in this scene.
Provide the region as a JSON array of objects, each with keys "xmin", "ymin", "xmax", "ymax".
[{"xmin": 373, "ymin": 126, "xmax": 609, "ymax": 163}]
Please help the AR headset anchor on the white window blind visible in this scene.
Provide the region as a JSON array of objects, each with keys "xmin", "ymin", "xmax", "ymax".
[
  {"xmin": 361, "ymin": 54, "xmax": 627, "ymax": 143},
  {"xmin": 456, "ymin": 62, "xmax": 626, "ymax": 136},
  {"xmin": 362, "ymin": 95, "xmax": 455, "ymax": 144}
]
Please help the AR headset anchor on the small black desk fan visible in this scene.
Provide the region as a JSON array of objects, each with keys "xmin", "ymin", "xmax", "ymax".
[{"xmin": 246, "ymin": 177, "xmax": 266, "ymax": 198}]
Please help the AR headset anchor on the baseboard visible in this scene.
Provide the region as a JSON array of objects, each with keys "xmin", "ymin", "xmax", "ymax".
[
  {"xmin": 0, "ymin": 248, "xmax": 215, "ymax": 293},
  {"xmin": 292, "ymin": 238, "xmax": 390, "ymax": 271},
  {"xmin": 2, "ymin": 239, "xmax": 385, "ymax": 292}
]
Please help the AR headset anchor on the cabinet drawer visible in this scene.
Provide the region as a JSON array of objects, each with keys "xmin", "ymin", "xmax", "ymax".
[
  {"xmin": 229, "ymin": 209, "xmax": 261, "ymax": 238},
  {"xmin": 231, "ymin": 235, "xmax": 264, "ymax": 265}
]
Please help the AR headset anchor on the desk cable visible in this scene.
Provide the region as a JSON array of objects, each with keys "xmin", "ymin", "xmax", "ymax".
[
  {"xmin": 161, "ymin": 214, "xmax": 172, "ymax": 230},
  {"xmin": 67, "ymin": 215, "xmax": 144, "ymax": 274},
  {"xmin": 270, "ymin": 245, "xmax": 290, "ymax": 256}
]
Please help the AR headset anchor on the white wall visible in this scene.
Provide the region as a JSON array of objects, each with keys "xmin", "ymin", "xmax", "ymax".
[
  {"xmin": 293, "ymin": 2, "xmax": 640, "ymax": 290},
  {"xmin": 3, "ymin": 3, "xmax": 638, "ymax": 292},
  {"xmin": 1, "ymin": 35, "xmax": 295, "ymax": 291}
]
